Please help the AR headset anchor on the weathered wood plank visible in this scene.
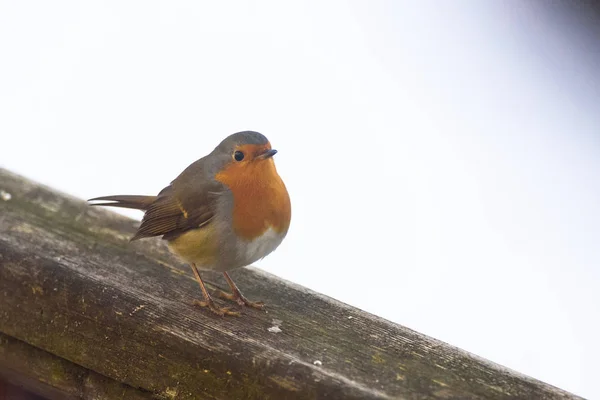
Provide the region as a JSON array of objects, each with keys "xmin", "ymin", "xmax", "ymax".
[
  {"xmin": 0, "ymin": 332, "xmax": 153, "ymax": 400},
  {"xmin": 0, "ymin": 168, "xmax": 581, "ymax": 399}
]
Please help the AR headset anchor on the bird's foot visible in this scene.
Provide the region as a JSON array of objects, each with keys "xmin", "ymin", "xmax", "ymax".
[
  {"xmin": 192, "ymin": 298, "xmax": 241, "ymax": 317},
  {"xmin": 215, "ymin": 289, "xmax": 265, "ymax": 309}
]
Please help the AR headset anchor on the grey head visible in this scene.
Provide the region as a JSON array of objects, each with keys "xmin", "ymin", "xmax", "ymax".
[
  {"xmin": 204, "ymin": 131, "xmax": 275, "ymax": 172},
  {"xmin": 215, "ymin": 131, "xmax": 270, "ymax": 151},
  {"xmin": 175, "ymin": 131, "xmax": 275, "ymax": 182}
]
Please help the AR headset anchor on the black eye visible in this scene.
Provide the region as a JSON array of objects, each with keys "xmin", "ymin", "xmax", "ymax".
[{"xmin": 233, "ymin": 150, "xmax": 245, "ymax": 161}]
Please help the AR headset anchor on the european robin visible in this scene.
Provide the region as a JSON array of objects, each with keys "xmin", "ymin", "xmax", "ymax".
[{"xmin": 89, "ymin": 131, "xmax": 291, "ymax": 316}]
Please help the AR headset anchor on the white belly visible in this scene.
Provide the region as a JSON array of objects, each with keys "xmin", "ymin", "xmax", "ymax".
[{"xmin": 238, "ymin": 227, "xmax": 285, "ymax": 266}]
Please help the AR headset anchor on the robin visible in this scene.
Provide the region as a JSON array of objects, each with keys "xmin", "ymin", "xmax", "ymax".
[{"xmin": 89, "ymin": 131, "xmax": 291, "ymax": 316}]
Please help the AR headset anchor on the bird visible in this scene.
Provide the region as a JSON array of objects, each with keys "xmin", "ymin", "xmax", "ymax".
[{"xmin": 88, "ymin": 131, "xmax": 291, "ymax": 316}]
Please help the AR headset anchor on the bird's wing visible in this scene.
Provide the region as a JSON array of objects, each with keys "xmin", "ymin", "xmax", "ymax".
[{"xmin": 131, "ymin": 178, "xmax": 223, "ymax": 242}]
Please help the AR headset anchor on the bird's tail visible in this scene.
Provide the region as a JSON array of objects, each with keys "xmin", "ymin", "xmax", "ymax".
[{"xmin": 88, "ymin": 195, "xmax": 157, "ymax": 211}]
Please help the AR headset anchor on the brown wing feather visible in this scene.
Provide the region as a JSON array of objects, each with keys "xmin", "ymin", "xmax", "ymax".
[
  {"xmin": 131, "ymin": 189, "xmax": 214, "ymax": 241},
  {"xmin": 131, "ymin": 165, "xmax": 224, "ymax": 241}
]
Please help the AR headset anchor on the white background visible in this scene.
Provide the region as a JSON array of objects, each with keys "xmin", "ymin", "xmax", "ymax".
[{"xmin": 1, "ymin": 1, "xmax": 599, "ymax": 398}]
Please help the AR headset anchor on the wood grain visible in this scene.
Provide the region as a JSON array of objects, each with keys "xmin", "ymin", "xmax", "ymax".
[{"xmin": 0, "ymin": 168, "xmax": 581, "ymax": 399}]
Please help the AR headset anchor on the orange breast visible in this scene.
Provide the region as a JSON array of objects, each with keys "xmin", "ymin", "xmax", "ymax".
[{"xmin": 215, "ymin": 158, "xmax": 291, "ymax": 240}]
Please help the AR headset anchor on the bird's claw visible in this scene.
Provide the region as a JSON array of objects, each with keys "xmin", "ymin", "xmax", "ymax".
[
  {"xmin": 215, "ymin": 289, "xmax": 265, "ymax": 309},
  {"xmin": 192, "ymin": 299, "xmax": 241, "ymax": 317}
]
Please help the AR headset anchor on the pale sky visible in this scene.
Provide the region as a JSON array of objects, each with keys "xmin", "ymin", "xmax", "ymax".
[{"xmin": 1, "ymin": 1, "xmax": 599, "ymax": 398}]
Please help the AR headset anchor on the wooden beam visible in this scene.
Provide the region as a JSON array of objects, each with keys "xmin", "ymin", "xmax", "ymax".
[{"xmin": 0, "ymin": 168, "xmax": 581, "ymax": 399}]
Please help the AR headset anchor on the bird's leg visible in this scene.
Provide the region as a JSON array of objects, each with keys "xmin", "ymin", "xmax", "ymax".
[
  {"xmin": 216, "ymin": 272, "xmax": 265, "ymax": 309},
  {"xmin": 189, "ymin": 264, "xmax": 240, "ymax": 317}
]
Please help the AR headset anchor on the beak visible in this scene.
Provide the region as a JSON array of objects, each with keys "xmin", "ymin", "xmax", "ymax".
[{"xmin": 258, "ymin": 149, "xmax": 278, "ymax": 159}]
